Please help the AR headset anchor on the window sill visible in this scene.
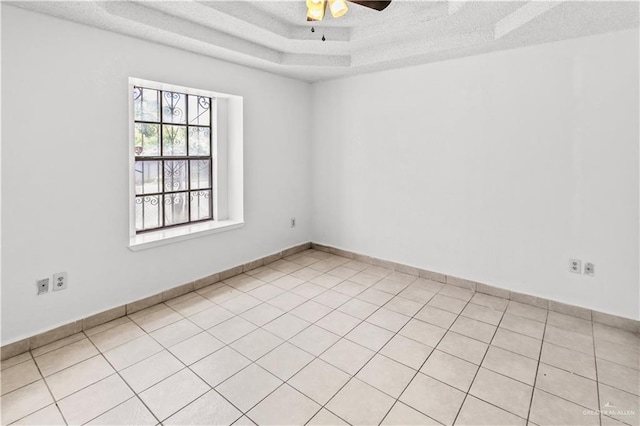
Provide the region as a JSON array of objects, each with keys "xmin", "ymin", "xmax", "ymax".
[{"xmin": 129, "ymin": 220, "xmax": 244, "ymax": 251}]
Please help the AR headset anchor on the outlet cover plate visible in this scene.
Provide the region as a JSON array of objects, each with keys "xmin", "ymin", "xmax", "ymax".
[
  {"xmin": 53, "ymin": 272, "xmax": 67, "ymax": 291},
  {"xmin": 569, "ymin": 259, "xmax": 582, "ymax": 274}
]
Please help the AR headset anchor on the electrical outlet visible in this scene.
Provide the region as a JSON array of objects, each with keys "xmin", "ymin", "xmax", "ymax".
[
  {"xmin": 36, "ymin": 278, "xmax": 49, "ymax": 295},
  {"xmin": 569, "ymin": 259, "xmax": 582, "ymax": 274},
  {"xmin": 52, "ymin": 272, "xmax": 67, "ymax": 291},
  {"xmin": 584, "ymin": 262, "xmax": 595, "ymax": 276},
  {"xmin": 290, "ymin": 217, "xmax": 296, "ymax": 228}
]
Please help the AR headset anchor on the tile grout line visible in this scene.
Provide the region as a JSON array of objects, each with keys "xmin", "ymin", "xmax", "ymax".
[
  {"xmin": 535, "ymin": 343, "xmax": 599, "ymax": 381},
  {"xmin": 92, "ymin": 302, "xmax": 247, "ymax": 426},
  {"xmin": 0, "ymin": 312, "xmax": 568, "ymax": 422},
  {"xmin": 277, "ymin": 258, "xmax": 376, "ymax": 425},
  {"xmin": 4, "ymin": 244, "xmax": 637, "ymax": 363},
  {"xmin": 414, "ymin": 292, "xmax": 564, "ymax": 420},
  {"xmin": 463, "ymin": 303, "xmax": 608, "ymax": 422},
  {"xmin": 167, "ymin": 257, "xmax": 366, "ymax": 423},
  {"xmin": 524, "ymin": 306, "xmax": 550, "ymax": 425},
  {"xmin": 175, "ymin": 333, "xmax": 254, "ymax": 424},
  {"xmin": 7, "ymin": 273, "xmax": 521, "ymax": 424},
  {"xmin": 524, "ymin": 323, "xmax": 612, "ymax": 416},
  {"xmin": 224, "ymin": 264, "xmax": 417, "ymax": 423},
  {"xmin": 180, "ymin": 372, "xmax": 247, "ymax": 426},
  {"xmin": 21, "ymin": 346, "xmax": 71, "ymax": 426},
  {"xmin": 318, "ymin": 281, "xmax": 505, "ymax": 423},
  {"xmin": 1, "ymin": 301, "xmax": 600, "ymax": 421},
  {"xmin": 130, "ymin": 299, "xmax": 253, "ymax": 424},
  {"xmin": 6, "ymin": 336, "xmax": 100, "ymax": 422},
  {"xmin": 378, "ymin": 288, "xmax": 533, "ymax": 424},
  {"xmin": 30, "ymin": 351, "xmax": 147, "ymax": 425},
  {"xmin": 230, "ymin": 263, "xmax": 392, "ymax": 423},
  {"xmin": 0, "ymin": 257, "xmax": 496, "ymax": 422},
  {"xmin": 84, "ymin": 297, "xmax": 233, "ymax": 424},
  {"xmin": 450, "ymin": 300, "xmax": 509, "ymax": 425},
  {"xmin": 0, "ymin": 245, "xmax": 305, "ymax": 363},
  {"xmin": 263, "ymin": 276, "xmax": 399, "ymax": 420},
  {"xmin": 297, "ymin": 273, "xmax": 423, "ymax": 426},
  {"xmin": 591, "ymin": 319, "xmax": 603, "ymax": 426},
  {"xmin": 1, "ymin": 254, "xmax": 590, "ymax": 371},
  {"xmin": 82, "ymin": 334, "xmax": 164, "ymax": 426},
  {"xmin": 31, "ymin": 331, "xmax": 124, "ymax": 423},
  {"xmin": 5, "ymin": 250, "xmax": 634, "ymax": 425},
  {"xmin": 33, "ymin": 347, "xmax": 108, "ymax": 381},
  {"xmin": 376, "ymin": 284, "xmax": 466, "ymax": 426},
  {"xmin": 0, "ymin": 362, "xmax": 40, "ymax": 398},
  {"xmin": 25, "ymin": 277, "xmax": 484, "ymax": 426}
]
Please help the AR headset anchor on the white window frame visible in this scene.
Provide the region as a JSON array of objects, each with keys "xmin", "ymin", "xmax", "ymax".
[{"xmin": 128, "ymin": 77, "xmax": 244, "ymax": 251}]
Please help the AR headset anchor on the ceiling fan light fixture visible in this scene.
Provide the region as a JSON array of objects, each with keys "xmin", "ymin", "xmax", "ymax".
[
  {"xmin": 306, "ymin": 0, "xmax": 326, "ymax": 21},
  {"xmin": 329, "ymin": 0, "xmax": 348, "ymax": 18},
  {"xmin": 307, "ymin": 8, "xmax": 324, "ymax": 20}
]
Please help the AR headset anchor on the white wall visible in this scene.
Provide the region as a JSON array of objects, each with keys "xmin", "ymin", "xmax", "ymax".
[
  {"xmin": 311, "ymin": 29, "xmax": 640, "ymax": 320},
  {"xmin": 1, "ymin": 6, "xmax": 312, "ymax": 344},
  {"xmin": 2, "ymin": 6, "xmax": 638, "ymax": 346}
]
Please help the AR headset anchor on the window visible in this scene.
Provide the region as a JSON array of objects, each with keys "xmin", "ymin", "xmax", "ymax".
[
  {"xmin": 129, "ymin": 78, "xmax": 244, "ymax": 250},
  {"xmin": 133, "ymin": 86, "xmax": 214, "ymax": 232}
]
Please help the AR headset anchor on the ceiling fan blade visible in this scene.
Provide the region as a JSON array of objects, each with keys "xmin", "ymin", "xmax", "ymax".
[{"xmin": 347, "ymin": 1, "xmax": 392, "ymax": 11}]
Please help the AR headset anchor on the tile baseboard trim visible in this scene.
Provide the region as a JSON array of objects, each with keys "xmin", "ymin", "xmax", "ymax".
[
  {"xmin": 2, "ymin": 240, "xmax": 637, "ymax": 361},
  {"xmin": 310, "ymin": 243, "xmax": 640, "ymax": 334},
  {"xmin": 0, "ymin": 241, "xmax": 311, "ymax": 361}
]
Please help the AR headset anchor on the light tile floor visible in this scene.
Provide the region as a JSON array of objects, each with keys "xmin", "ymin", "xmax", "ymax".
[{"xmin": 1, "ymin": 249, "xmax": 639, "ymax": 426}]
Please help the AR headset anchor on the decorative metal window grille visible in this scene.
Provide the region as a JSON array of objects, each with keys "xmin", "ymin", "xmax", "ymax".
[{"xmin": 133, "ymin": 86, "xmax": 214, "ymax": 233}]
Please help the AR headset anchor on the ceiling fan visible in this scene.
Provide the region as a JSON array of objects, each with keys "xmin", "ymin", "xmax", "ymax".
[{"xmin": 306, "ymin": 0, "xmax": 392, "ymax": 21}]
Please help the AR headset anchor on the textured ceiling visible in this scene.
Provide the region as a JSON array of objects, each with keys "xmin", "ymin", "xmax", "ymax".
[{"xmin": 9, "ymin": 0, "xmax": 639, "ymax": 82}]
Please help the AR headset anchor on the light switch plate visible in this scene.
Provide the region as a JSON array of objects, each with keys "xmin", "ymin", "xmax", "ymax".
[
  {"xmin": 584, "ymin": 262, "xmax": 595, "ymax": 276},
  {"xmin": 36, "ymin": 278, "xmax": 49, "ymax": 295}
]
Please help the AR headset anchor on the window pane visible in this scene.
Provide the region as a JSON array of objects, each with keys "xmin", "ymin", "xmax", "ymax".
[
  {"xmin": 162, "ymin": 91, "xmax": 187, "ymax": 124},
  {"xmin": 134, "ymin": 123, "xmax": 159, "ymax": 156},
  {"xmin": 162, "ymin": 125, "xmax": 187, "ymax": 156},
  {"xmin": 135, "ymin": 195, "xmax": 162, "ymax": 231},
  {"xmin": 188, "ymin": 127, "xmax": 210, "ymax": 156},
  {"xmin": 164, "ymin": 160, "xmax": 187, "ymax": 192},
  {"xmin": 190, "ymin": 190, "xmax": 212, "ymax": 221},
  {"xmin": 190, "ymin": 160, "xmax": 211, "ymax": 189},
  {"xmin": 134, "ymin": 87, "xmax": 160, "ymax": 122},
  {"xmin": 165, "ymin": 192, "xmax": 189, "ymax": 225},
  {"xmin": 133, "ymin": 84, "xmax": 215, "ymax": 234},
  {"xmin": 188, "ymin": 95, "xmax": 211, "ymax": 126},
  {"xmin": 135, "ymin": 161, "xmax": 162, "ymax": 194}
]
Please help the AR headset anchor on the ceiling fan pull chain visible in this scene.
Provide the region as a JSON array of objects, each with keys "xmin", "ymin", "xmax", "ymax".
[{"xmin": 310, "ymin": 25, "xmax": 324, "ymax": 41}]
